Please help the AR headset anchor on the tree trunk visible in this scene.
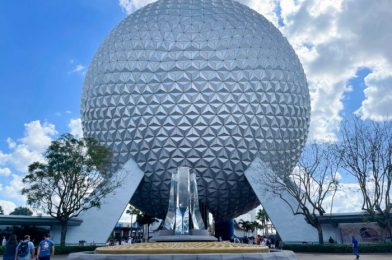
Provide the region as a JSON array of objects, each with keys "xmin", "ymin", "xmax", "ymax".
[
  {"xmin": 387, "ymin": 218, "xmax": 392, "ymax": 242},
  {"xmin": 60, "ymin": 221, "xmax": 68, "ymax": 246},
  {"xmin": 147, "ymin": 224, "xmax": 150, "ymax": 242},
  {"xmin": 316, "ymin": 224, "xmax": 324, "ymax": 244},
  {"xmin": 130, "ymin": 215, "xmax": 134, "ymax": 235},
  {"xmin": 266, "ymin": 223, "xmax": 269, "ymax": 236}
]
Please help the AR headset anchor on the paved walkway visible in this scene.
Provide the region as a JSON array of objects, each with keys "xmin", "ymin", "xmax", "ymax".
[
  {"xmin": 43, "ymin": 253, "xmax": 392, "ymax": 259},
  {"xmin": 297, "ymin": 253, "xmax": 392, "ymax": 259}
]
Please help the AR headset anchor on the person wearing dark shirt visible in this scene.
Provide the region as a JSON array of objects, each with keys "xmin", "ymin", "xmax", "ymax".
[
  {"xmin": 352, "ymin": 236, "xmax": 359, "ymax": 259},
  {"xmin": 3, "ymin": 235, "xmax": 17, "ymax": 260}
]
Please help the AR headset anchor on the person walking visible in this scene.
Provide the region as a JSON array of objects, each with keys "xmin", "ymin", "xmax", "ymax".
[
  {"xmin": 3, "ymin": 235, "xmax": 18, "ymax": 260},
  {"xmin": 36, "ymin": 234, "xmax": 54, "ymax": 260},
  {"xmin": 15, "ymin": 235, "xmax": 34, "ymax": 260},
  {"xmin": 352, "ymin": 236, "xmax": 360, "ymax": 259}
]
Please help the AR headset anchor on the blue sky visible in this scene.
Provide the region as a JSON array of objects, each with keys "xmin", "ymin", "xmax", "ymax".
[
  {"xmin": 0, "ymin": 0, "xmax": 128, "ymax": 212},
  {"xmin": 0, "ymin": 0, "xmax": 391, "ymax": 214},
  {"xmin": 0, "ymin": 1, "xmax": 125, "ymax": 141}
]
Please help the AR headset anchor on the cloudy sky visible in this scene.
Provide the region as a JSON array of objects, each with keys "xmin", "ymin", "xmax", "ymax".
[{"xmin": 0, "ymin": 0, "xmax": 391, "ymax": 215}]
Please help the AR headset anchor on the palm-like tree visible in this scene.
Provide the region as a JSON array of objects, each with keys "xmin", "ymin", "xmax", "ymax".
[
  {"xmin": 256, "ymin": 208, "xmax": 270, "ymax": 235},
  {"xmin": 251, "ymin": 220, "xmax": 262, "ymax": 235},
  {"xmin": 136, "ymin": 213, "xmax": 159, "ymax": 241},
  {"xmin": 126, "ymin": 204, "xmax": 141, "ymax": 229},
  {"xmin": 238, "ymin": 219, "xmax": 253, "ymax": 237}
]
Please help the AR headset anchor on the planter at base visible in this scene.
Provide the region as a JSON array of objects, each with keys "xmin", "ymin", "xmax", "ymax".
[{"xmin": 67, "ymin": 251, "xmax": 297, "ymax": 260}]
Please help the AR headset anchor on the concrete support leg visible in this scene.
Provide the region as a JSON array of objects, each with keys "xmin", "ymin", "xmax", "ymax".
[
  {"xmin": 215, "ymin": 219, "xmax": 234, "ymax": 241},
  {"xmin": 244, "ymin": 158, "xmax": 318, "ymax": 243},
  {"xmin": 61, "ymin": 159, "xmax": 144, "ymax": 244}
]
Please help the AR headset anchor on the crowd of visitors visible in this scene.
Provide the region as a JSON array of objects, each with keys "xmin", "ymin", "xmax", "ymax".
[
  {"xmin": 106, "ymin": 235, "xmax": 147, "ymax": 246},
  {"xmin": 231, "ymin": 234, "xmax": 280, "ymax": 248},
  {"xmin": 2, "ymin": 234, "xmax": 54, "ymax": 260}
]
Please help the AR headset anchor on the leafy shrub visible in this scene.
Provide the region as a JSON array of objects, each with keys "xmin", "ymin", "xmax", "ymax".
[{"xmin": 283, "ymin": 243, "xmax": 392, "ymax": 253}]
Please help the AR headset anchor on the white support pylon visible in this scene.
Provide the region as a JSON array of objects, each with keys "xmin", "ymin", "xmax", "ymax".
[
  {"xmin": 244, "ymin": 158, "xmax": 319, "ymax": 243},
  {"xmin": 58, "ymin": 159, "xmax": 144, "ymax": 244}
]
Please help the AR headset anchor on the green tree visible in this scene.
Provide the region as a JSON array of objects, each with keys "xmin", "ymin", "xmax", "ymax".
[
  {"xmin": 126, "ymin": 204, "xmax": 141, "ymax": 229},
  {"xmin": 0, "ymin": 205, "xmax": 4, "ymax": 215},
  {"xmin": 251, "ymin": 220, "xmax": 262, "ymax": 235},
  {"xmin": 22, "ymin": 133, "xmax": 119, "ymax": 246},
  {"xmin": 238, "ymin": 219, "xmax": 253, "ymax": 237},
  {"xmin": 256, "ymin": 208, "xmax": 270, "ymax": 235},
  {"xmin": 136, "ymin": 213, "xmax": 159, "ymax": 241},
  {"xmin": 10, "ymin": 206, "xmax": 33, "ymax": 216}
]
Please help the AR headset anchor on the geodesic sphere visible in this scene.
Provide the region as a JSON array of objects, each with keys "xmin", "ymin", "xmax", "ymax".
[{"xmin": 81, "ymin": 0, "xmax": 310, "ymax": 221}]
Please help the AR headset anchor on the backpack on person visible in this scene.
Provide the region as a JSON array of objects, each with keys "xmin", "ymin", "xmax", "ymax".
[{"xmin": 18, "ymin": 241, "xmax": 29, "ymax": 257}]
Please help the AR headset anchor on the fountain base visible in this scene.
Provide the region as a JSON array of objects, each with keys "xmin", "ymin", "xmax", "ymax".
[{"xmin": 67, "ymin": 242, "xmax": 297, "ymax": 259}]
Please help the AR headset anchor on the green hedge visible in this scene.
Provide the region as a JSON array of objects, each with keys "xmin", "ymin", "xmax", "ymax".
[
  {"xmin": 0, "ymin": 245, "xmax": 99, "ymax": 255},
  {"xmin": 283, "ymin": 243, "xmax": 392, "ymax": 253},
  {"xmin": 54, "ymin": 245, "xmax": 98, "ymax": 255}
]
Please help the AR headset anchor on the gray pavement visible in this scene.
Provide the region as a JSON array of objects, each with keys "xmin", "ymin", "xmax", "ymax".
[
  {"xmin": 52, "ymin": 256, "xmax": 67, "ymax": 260},
  {"xmin": 297, "ymin": 253, "xmax": 392, "ymax": 260},
  {"xmin": 50, "ymin": 253, "xmax": 392, "ymax": 260}
]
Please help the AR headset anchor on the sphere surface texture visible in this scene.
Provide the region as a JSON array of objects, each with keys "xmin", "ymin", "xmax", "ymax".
[{"xmin": 81, "ymin": 0, "xmax": 310, "ymax": 220}]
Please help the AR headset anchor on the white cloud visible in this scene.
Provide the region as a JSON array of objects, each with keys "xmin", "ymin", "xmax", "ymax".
[
  {"xmin": 6, "ymin": 138, "xmax": 16, "ymax": 149},
  {"xmin": 323, "ymin": 182, "xmax": 363, "ymax": 213},
  {"xmin": 118, "ymin": 0, "xmax": 134, "ymax": 14},
  {"xmin": 3, "ymin": 174, "xmax": 26, "ymax": 203},
  {"xmin": 54, "ymin": 110, "xmax": 73, "ymax": 117},
  {"xmin": 69, "ymin": 59, "xmax": 86, "ymax": 75},
  {"xmin": 68, "ymin": 118, "xmax": 83, "ymax": 139},
  {"xmin": 116, "ymin": 0, "xmax": 392, "ymax": 140},
  {"xmin": 9, "ymin": 145, "xmax": 46, "ymax": 173},
  {"xmin": 0, "ymin": 120, "xmax": 57, "ymax": 205},
  {"xmin": 0, "ymin": 200, "xmax": 17, "ymax": 214},
  {"xmin": 247, "ymin": 0, "xmax": 392, "ymax": 141},
  {"xmin": 0, "ymin": 151, "xmax": 10, "ymax": 163},
  {"xmin": 356, "ymin": 64, "xmax": 392, "ymax": 121},
  {"xmin": 0, "ymin": 168, "xmax": 11, "ymax": 177},
  {"xmin": 239, "ymin": 0, "xmax": 278, "ymax": 25},
  {"xmin": 0, "ymin": 0, "xmax": 379, "ymax": 215},
  {"xmin": 72, "ymin": 64, "xmax": 86, "ymax": 75},
  {"xmin": 0, "ymin": 118, "xmax": 90, "ymax": 209},
  {"xmin": 0, "ymin": 121, "xmax": 57, "ymax": 174},
  {"xmin": 0, "ymin": 174, "xmax": 27, "ymax": 212},
  {"xmin": 20, "ymin": 121, "xmax": 57, "ymax": 153},
  {"xmin": 118, "ymin": 0, "xmax": 156, "ymax": 14},
  {"xmin": 286, "ymin": 163, "xmax": 362, "ymax": 213}
]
